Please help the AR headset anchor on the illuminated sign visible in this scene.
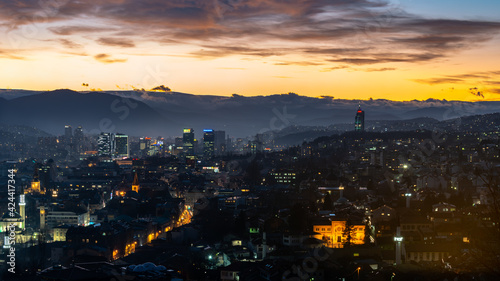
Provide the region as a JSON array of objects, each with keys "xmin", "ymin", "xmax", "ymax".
[
  {"xmin": 183, "ymin": 129, "xmax": 192, "ymax": 133},
  {"xmin": 203, "ymin": 129, "xmax": 213, "ymax": 132},
  {"xmin": 394, "ymin": 237, "xmax": 403, "ymax": 242}
]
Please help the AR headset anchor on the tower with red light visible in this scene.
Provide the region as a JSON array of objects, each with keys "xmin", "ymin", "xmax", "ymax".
[{"xmin": 355, "ymin": 105, "xmax": 365, "ymax": 132}]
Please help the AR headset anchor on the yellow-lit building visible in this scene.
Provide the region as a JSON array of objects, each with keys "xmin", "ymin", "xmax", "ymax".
[
  {"xmin": 51, "ymin": 225, "xmax": 70, "ymax": 242},
  {"xmin": 313, "ymin": 220, "xmax": 365, "ymax": 248},
  {"xmin": 26, "ymin": 164, "xmax": 45, "ymax": 194}
]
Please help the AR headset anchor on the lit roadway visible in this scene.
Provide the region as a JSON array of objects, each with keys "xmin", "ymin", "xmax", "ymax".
[{"xmin": 175, "ymin": 206, "xmax": 192, "ymax": 227}]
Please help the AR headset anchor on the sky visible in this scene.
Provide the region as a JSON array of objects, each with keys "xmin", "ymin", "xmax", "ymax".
[{"xmin": 0, "ymin": 0, "xmax": 499, "ymax": 101}]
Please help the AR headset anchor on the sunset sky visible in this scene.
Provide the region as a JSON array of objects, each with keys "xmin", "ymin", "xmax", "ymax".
[{"xmin": 1, "ymin": 0, "xmax": 500, "ymax": 101}]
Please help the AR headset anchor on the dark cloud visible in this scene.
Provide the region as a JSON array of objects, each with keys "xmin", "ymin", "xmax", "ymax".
[
  {"xmin": 150, "ymin": 85, "xmax": 171, "ymax": 92},
  {"xmin": 0, "ymin": 0, "xmax": 499, "ymax": 66},
  {"xmin": 97, "ymin": 37, "xmax": 135, "ymax": 48},
  {"xmin": 94, "ymin": 53, "xmax": 127, "ymax": 63}
]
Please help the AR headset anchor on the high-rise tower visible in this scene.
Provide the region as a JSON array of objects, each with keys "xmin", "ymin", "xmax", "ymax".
[
  {"xmin": 64, "ymin": 125, "xmax": 73, "ymax": 141},
  {"xmin": 115, "ymin": 133, "xmax": 129, "ymax": 158},
  {"xmin": 203, "ymin": 129, "xmax": 215, "ymax": 158},
  {"xmin": 355, "ymin": 106, "xmax": 365, "ymax": 132},
  {"xmin": 183, "ymin": 128, "xmax": 195, "ymax": 156},
  {"xmin": 97, "ymin": 132, "xmax": 115, "ymax": 157}
]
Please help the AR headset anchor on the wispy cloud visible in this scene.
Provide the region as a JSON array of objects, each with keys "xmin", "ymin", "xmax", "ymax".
[
  {"xmin": 0, "ymin": 49, "xmax": 26, "ymax": 60},
  {"xmin": 362, "ymin": 67, "xmax": 397, "ymax": 72},
  {"xmin": 94, "ymin": 53, "xmax": 127, "ymax": 63},
  {"xmin": 412, "ymin": 77, "xmax": 465, "ymax": 85},
  {"xmin": 49, "ymin": 26, "xmax": 116, "ymax": 36},
  {"xmin": 58, "ymin": 39, "xmax": 83, "ymax": 49},
  {"xmin": 412, "ymin": 70, "xmax": 500, "ymax": 85},
  {"xmin": 97, "ymin": 37, "xmax": 135, "ymax": 48}
]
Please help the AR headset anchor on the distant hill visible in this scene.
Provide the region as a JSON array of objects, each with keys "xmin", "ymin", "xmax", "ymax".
[
  {"xmin": 0, "ymin": 124, "xmax": 51, "ymax": 137},
  {"xmin": 1, "ymin": 89, "xmax": 499, "ymax": 138},
  {"xmin": 0, "ymin": 89, "xmax": 172, "ymax": 136}
]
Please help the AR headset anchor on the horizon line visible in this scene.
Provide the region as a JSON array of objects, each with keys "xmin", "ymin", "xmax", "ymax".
[{"xmin": 1, "ymin": 88, "xmax": 498, "ymax": 103}]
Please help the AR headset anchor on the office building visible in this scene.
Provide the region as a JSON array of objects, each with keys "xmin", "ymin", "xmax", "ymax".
[
  {"xmin": 115, "ymin": 133, "xmax": 129, "ymax": 158},
  {"xmin": 97, "ymin": 132, "xmax": 115, "ymax": 157},
  {"xmin": 214, "ymin": 130, "xmax": 226, "ymax": 156},
  {"xmin": 74, "ymin": 126, "xmax": 84, "ymax": 152},
  {"xmin": 203, "ymin": 129, "xmax": 215, "ymax": 158},
  {"xmin": 183, "ymin": 128, "xmax": 195, "ymax": 156},
  {"xmin": 64, "ymin": 125, "xmax": 72, "ymax": 141}
]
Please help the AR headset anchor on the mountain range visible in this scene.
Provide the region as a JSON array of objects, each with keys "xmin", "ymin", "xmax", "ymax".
[{"xmin": 1, "ymin": 89, "xmax": 499, "ymax": 138}]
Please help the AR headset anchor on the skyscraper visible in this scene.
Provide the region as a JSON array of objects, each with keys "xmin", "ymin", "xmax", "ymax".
[
  {"xmin": 183, "ymin": 128, "xmax": 195, "ymax": 156},
  {"xmin": 214, "ymin": 130, "xmax": 226, "ymax": 156},
  {"xmin": 74, "ymin": 126, "xmax": 84, "ymax": 153},
  {"xmin": 97, "ymin": 132, "xmax": 115, "ymax": 157},
  {"xmin": 203, "ymin": 129, "xmax": 215, "ymax": 158},
  {"xmin": 355, "ymin": 106, "xmax": 365, "ymax": 132},
  {"xmin": 115, "ymin": 133, "xmax": 129, "ymax": 158},
  {"xmin": 64, "ymin": 125, "xmax": 72, "ymax": 141}
]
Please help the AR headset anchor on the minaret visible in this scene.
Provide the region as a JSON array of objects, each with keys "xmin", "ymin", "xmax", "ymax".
[
  {"xmin": 132, "ymin": 172, "xmax": 140, "ymax": 193},
  {"xmin": 19, "ymin": 194, "xmax": 26, "ymax": 230}
]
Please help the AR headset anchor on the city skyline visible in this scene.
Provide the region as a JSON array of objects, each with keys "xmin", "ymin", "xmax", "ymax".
[
  {"xmin": 2, "ymin": 1, "xmax": 500, "ymax": 279},
  {"xmin": 0, "ymin": 1, "xmax": 499, "ymax": 101}
]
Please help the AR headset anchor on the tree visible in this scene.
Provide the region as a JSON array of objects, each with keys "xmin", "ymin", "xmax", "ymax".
[
  {"xmin": 364, "ymin": 218, "xmax": 372, "ymax": 245},
  {"xmin": 343, "ymin": 216, "xmax": 354, "ymax": 248},
  {"xmin": 244, "ymin": 159, "xmax": 262, "ymax": 186},
  {"xmin": 469, "ymin": 166, "xmax": 500, "ymax": 274},
  {"xmin": 234, "ymin": 210, "xmax": 247, "ymax": 237},
  {"xmin": 288, "ymin": 203, "xmax": 308, "ymax": 233}
]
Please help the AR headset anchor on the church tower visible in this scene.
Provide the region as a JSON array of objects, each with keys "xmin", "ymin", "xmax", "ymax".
[
  {"xmin": 132, "ymin": 172, "xmax": 140, "ymax": 193},
  {"xmin": 31, "ymin": 163, "xmax": 42, "ymax": 194}
]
